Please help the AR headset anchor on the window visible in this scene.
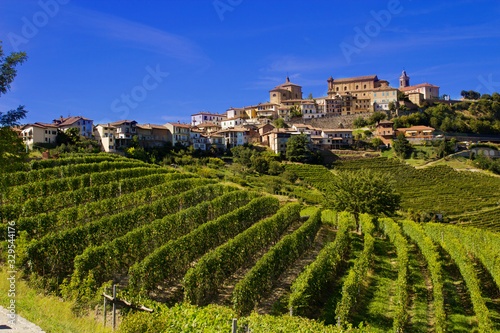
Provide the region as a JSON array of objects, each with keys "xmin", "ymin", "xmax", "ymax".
[
  {"xmin": 344, "ymin": 86, "xmax": 347, "ymax": 91},
  {"xmin": 356, "ymin": 85, "xmax": 359, "ymax": 89},
  {"xmin": 336, "ymin": 87, "xmax": 339, "ymax": 91},
  {"xmin": 45, "ymin": 138, "xmax": 48, "ymax": 142},
  {"xmin": 273, "ymin": 94, "xmax": 276, "ymax": 97},
  {"xmin": 45, "ymin": 130, "xmax": 47, "ymax": 134},
  {"xmin": 374, "ymin": 93, "xmax": 376, "ymax": 97}
]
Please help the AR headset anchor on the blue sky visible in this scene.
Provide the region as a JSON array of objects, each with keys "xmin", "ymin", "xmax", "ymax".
[{"xmin": 1, "ymin": 0, "xmax": 500, "ymax": 125}]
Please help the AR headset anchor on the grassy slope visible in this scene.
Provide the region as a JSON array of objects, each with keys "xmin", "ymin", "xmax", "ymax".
[{"xmin": 0, "ymin": 269, "xmax": 111, "ymax": 333}]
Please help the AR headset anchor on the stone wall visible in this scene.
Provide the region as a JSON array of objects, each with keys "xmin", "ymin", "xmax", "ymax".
[{"xmin": 291, "ymin": 113, "xmax": 372, "ymax": 129}]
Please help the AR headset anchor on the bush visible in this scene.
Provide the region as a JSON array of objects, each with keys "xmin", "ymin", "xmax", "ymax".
[
  {"xmin": 282, "ymin": 170, "xmax": 298, "ymax": 183},
  {"xmin": 268, "ymin": 161, "xmax": 284, "ymax": 175}
]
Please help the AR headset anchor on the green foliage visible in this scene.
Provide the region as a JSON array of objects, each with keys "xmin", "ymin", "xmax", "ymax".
[
  {"xmin": 391, "ymin": 99, "xmax": 500, "ymax": 135},
  {"xmin": 333, "ymin": 157, "xmax": 500, "ymax": 215},
  {"xmin": 3, "ymin": 166, "xmax": 168, "ymax": 203},
  {"xmin": 232, "ymin": 208, "xmax": 322, "ymax": 315},
  {"xmin": 286, "ymin": 134, "xmax": 310, "ymax": 162},
  {"xmin": 27, "ymin": 183, "xmax": 234, "ymax": 279},
  {"xmin": 71, "ymin": 189, "xmax": 253, "ymax": 292},
  {"xmin": 393, "ymin": 132, "xmax": 412, "ymax": 158},
  {"xmin": 5, "ymin": 174, "xmax": 197, "ymax": 239},
  {"xmin": 353, "ymin": 116, "xmax": 367, "ymax": 128},
  {"xmin": 327, "ymin": 169, "xmax": 400, "ymax": 221},
  {"xmin": 129, "ymin": 196, "xmax": 280, "ymax": 293},
  {"xmin": 273, "ymin": 117, "xmax": 288, "ymax": 129},
  {"xmin": 288, "ymin": 212, "xmax": 350, "ymax": 317},
  {"xmin": 268, "ymin": 161, "xmax": 284, "ymax": 175},
  {"xmin": 335, "ymin": 215, "xmax": 375, "ymax": 326},
  {"xmin": 425, "ymin": 223, "xmax": 492, "ymax": 331},
  {"xmin": 0, "ymin": 160, "xmax": 147, "ymax": 188},
  {"xmin": 289, "ymin": 104, "xmax": 303, "ymax": 118},
  {"xmin": 436, "ymin": 138, "xmax": 456, "ymax": 158},
  {"xmin": 368, "ymin": 111, "xmax": 387, "ymax": 125},
  {"xmin": 184, "ymin": 203, "xmax": 301, "ymax": 305}
]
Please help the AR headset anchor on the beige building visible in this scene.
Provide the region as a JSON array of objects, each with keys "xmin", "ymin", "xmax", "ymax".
[
  {"xmin": 400, "ymin": 83, "xmax": 440, "ymax": 101},
  {"xmin": 164, "ymin": 122, "xmax": 191, "ymax": 147},
  {"xmin": 269, "ymin": 77, "xmax": 303, "ymax": 105},
  {"xmin": 94, "ymin": 124, "xmax": 118, "ymax": 152},
  {"xmin": 21, "ymin": 123, "xmax": 59, "ymax": 149},
  {"xmin": 372, "ymin": 86, "xmax": 399, "ymax": 111},
  {"xmin": 136, "ymin": 124, "xmax": 171, "ymax": 147},
  {"xmin": 327, "ymin": 75, "xmax": 389, "ymax": 100}
]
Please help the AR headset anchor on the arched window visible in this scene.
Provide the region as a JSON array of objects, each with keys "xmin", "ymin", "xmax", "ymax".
[
  {"xmin": 364, "ymin": 84, "xmax": 367, "ymax": 89},
  {"xmin": 336, "ymin": 87, "xmax": 339, "ymax": 91},
  {"xmin": 356, "ymin": 85, "xmax": 359, "ymax": 90},
  {"xmin": 344, "ymin": 86, "xmax": 347, "ymax": 91}
]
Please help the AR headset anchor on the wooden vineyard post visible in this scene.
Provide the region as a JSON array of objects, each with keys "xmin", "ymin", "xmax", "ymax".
[
  {"xmin": 103, "ymin": 286, "xmax": 107, "ymax": 327},
  {"xmin": 112, "ymin": 285, "xmax": 117, "ymax": 331}
]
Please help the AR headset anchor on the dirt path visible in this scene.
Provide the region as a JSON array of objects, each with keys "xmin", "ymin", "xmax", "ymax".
[
  {"xmin": 406, "ymin": 243, "xmax": 433, "ymax": 333},
  {"xmin": 256, "ymin": 225, "xmax": 335, "ymax": 315}
]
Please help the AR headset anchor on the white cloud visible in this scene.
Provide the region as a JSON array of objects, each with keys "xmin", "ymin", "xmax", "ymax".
[{"xmin": 64, "ymin": 6, "xmax": 211, "ymax": 66}]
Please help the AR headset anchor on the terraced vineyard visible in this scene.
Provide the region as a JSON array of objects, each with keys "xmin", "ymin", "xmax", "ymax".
[
  {"xmin": 288, "ymin": 157, "xmax": 500, "ymax": 216},
  {"xmin": 3, "ymin": 155, "xmax": 500, "ymax": 332}
]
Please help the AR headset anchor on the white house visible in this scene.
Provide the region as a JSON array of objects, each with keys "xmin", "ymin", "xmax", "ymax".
[{"xmin": 20, "ymin": 123, "xmax": 58, "ymax": 149}]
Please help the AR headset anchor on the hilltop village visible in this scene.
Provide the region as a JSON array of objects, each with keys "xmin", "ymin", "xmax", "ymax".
[{"xmin": 18, "ymin": 71, "xmax": 495, "ymax": 156}]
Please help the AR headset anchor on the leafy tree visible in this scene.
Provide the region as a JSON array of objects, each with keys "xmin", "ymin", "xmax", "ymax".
[
  {"xmin": 286, "ymin": 133, "xmax": 310, "ymax": 162},
  {"xmin": 307, "ymin": 93, "xmax": 313, "ymax": 99},
  {"xmin": 388, "ymin": 101, "xmax": 396, "ymax": 111},
  {"xmin": 56, "ymin": 127, "xmax": 80, "ymax": 145},
  {"xmin": 231, "ymin": 145, "xmax": 258, "ymax": 168},
  {"xmin": 481, "ymin": 94, "xmax": 492, "ymax": 100},
  {"xmin": 126, "ymin": 146, "xmax": 149, "ymax": 162},
  {"xmin": 327, "ymin": 169, "xmax": 401, "ymax": 224},
  {"xmin": 353, "ymin": 116, "xmax": 367, "ymax": 128},
  {"xmin": 273, "ymin": 118, "xmax": 288, "ymax": 129},
  {"xmin": 289, "ymin": 104, "xmax": 303, "ymax": 118},
  {"xmin": 436, "ymin": 138, "xmax": 456, "ymax": 158},
  {"xmin": 371, "ymin": 137, "xmax": 384, "ymax": 149},
  {"xmin": 268, "ymin": 161, "xmax": 284, "ymax": 175},
  {"xmin": 393, "ymin": 132, "xmax": 412, "ymax": 158},
  {"xmin": 251, "ymin": 155, "xmax": 269, "ymax": 174},
  {"xmin": 468, "ymin": 90, "xmax": 481, "ymax": 100},
  {"xmin": 492, "ymin": 92, "xmax": 500, "ymax": 102},
  {"xmin": 368, "ymin": 111, "xmax": 387, "ymax": 125},
  {"xmin": 0, "ymin": 42, "xmax": 28, "ymax": 172}
]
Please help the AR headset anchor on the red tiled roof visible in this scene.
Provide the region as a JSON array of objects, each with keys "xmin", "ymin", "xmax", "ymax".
[
  {"xmin": 330, "ymin": 75, "xmax": 378, "ymax": 83},
  {"xmin": 192, "ymin": 112, "xmax": 224, "ymax": 116},
  {"xmin": 196, "ymin": 122, "xmax": 221, "ymax": 128},
  {"xmin": 322, "ymin": 128, "xmax": 353, "ymax": 132},
  {"xmin": 109, "ymin": 120, "xmax": 137, "ymax": 126},
  {"xmin": 399, "ymin": 83, "xmax": 440, "ymax": 91},
  {"xmin": 166, "ymin": 122, "xmax": 192, "ymax": 129},
  {"xmin": 397, "ymin": 126, "xmax": 435, "ymax": 131},
  {"xmin": 56, "ymin": 116, "xmax": 93, "ymax": 126}
]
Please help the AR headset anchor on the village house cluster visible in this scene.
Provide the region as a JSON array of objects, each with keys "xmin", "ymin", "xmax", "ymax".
[{"xmin": 20, "ymin": 71, "xmax": 443, "ymax": 153}]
